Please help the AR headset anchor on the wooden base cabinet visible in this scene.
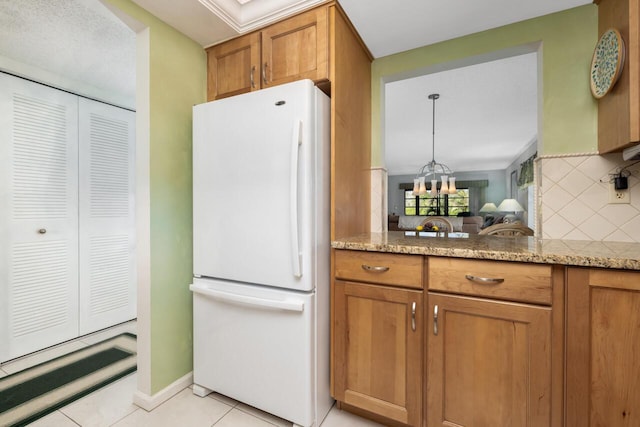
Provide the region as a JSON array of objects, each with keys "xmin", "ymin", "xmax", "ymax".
[
  {"xmin": 333, "ymin": 280, "xmax": 423, "ymax": 427},
  {"xmin": 425, "ymin": 257, "xmax": 562, "ymax": 427},
  {"xmin": 566, "ymin": 268, "xmax": 640, "ymax": 427},
  {"xmin": 332, "ymin": 250, "xmax": 425, "ymax": 426},
  {"xmin": 426, "ymin": 293, "xmax": 552, "ymax": 427}
]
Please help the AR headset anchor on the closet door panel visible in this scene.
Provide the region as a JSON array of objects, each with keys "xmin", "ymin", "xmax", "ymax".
[
  {"xmin": 78, "ymin": 98, "xmax": 136, "ymax": 335},
  {"xmin": 0, "ymin": 73, "xmax": 79, "ymax": 362}
]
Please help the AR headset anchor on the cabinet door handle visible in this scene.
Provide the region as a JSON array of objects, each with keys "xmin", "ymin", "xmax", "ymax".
[
  {"xmin": 433, "ymin": 304, "xmax": 439, "ymax": 335},
  {"xmin": 262, "ymin": 62, "xmax": 268, "ymax": 85},
  {"xmin": 250, "ymin": 65, "xmax": 256, "ymax": 88},
  {"xmin": 361, "ymin": 264, "xmax": 390, "ymax": 273},
  {"xmin": 465, "ymin": 274, "xmax": 504, "ymax": 285},
  {"xmin": 411, "ymin": 301, "xmax": 416, "ymax": 331},
  {"xmin": 38, "ymin": 228, "xmax": 47, "ymax": 234}
]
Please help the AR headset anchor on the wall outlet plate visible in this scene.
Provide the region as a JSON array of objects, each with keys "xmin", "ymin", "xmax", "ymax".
[{"xmin": 609, "ymin": 182, "xmax": 631, "ymax": 204}]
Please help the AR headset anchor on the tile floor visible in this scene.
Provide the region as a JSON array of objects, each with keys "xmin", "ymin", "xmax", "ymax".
[{"xmin": 0, "ymin": 322, "xmax": 382, "ymax": 427}]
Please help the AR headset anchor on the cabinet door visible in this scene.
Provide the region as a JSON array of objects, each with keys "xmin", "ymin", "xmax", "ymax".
[
  {"xmin": 78, "ymin": 98, "xmax": 136, "ymax": 335},
  {"xmin": 566, "ymin": 268, "xmax": 640, "ymax": 427},
  {"xmin": 427, "ymin": 293, "xmax": 551, "ymax": 427},
  {"xmin": 333, "ymin": 280, "xmax": 422, "ymax": 427},
  {"xmin": 0, "ymin": 73, "xmax": 79, "ymax": 362},
  {"xmin": 261, "ymin": 7, "xmax": 328, "ymax": 89},
  {"xmin": 206, "ymin": 32, "xmax": 260, "ymax": 100}
]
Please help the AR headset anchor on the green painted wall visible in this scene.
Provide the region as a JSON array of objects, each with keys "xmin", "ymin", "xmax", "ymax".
[
  {"xmin": 104, "ymin": 0, "xmax": 206, "ymax": 394},
  {"xmin": 372, "ymin": 5, "xmax": 598, "ymax": 168}
]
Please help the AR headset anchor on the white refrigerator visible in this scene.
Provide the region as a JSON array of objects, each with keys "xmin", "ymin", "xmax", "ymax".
[{"xmin": 190, "ymin": 80, "xmax": 333, "ymax": 427}]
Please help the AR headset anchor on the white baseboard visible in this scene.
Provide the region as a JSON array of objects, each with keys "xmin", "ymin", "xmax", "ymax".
[{"xmin": 133, "ymin": 371, "xmax": 193, "ymax": 411}]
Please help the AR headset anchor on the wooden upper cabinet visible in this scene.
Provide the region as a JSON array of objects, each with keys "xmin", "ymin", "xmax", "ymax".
[
  {"xmin": 566, "ymin": 267, "xmax": 640, "ymax": 427},
  {"xmin": 595, "ymin": 0, "xmax": 640, "ymax": 153},
  {"xmin": 204, "ymin": 3, "xmax": 372, "ymax": 237},
  {"xmin": 261, "ymin": 7, "xmax": 328, "ymax": 88},
  {"xmin": 206, "ymin": 32, "xmax": 260, "ymax": 100},
  {"xmin": 206, "ymin": 6, "xmax": 329, "ymax": 101}
]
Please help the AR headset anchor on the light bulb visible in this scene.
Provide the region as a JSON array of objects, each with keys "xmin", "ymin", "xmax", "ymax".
[
  {"xmin": 412, "ymin": 178, "xmax": 420, "ymax": 196},
  {"xmin": 418, "ymin": 177, "xmax": 427, "ymax": 195},
  {"xmin": 448, "ymin": 177, "xmax": 456, "ymax": 194},
  {"xmin": 430, "ymin": 179, "xmax": 437, "ymax": 196},
  {"xmin": 440, "ymin": 175, "xmax": 449, "ymax": 194}
]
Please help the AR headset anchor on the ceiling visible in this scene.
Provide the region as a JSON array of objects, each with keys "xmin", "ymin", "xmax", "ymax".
[
  {"xmin": 385, "ymin": 52, "xmax": 539, "ymax": 175},
  {"xmin": 0, "ymin": 0, "xmax": 592, "ymax": 173},
  {"xmin": 130, "ymin": 0, "xmax": 592, "ymax": 57},
  {"xmin": 0, "ymin": 0, "xmax": 136, "ymax": 108}
]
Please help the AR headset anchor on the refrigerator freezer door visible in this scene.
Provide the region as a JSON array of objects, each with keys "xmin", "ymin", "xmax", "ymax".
[
  {"xmin": 191, "ymin": 278, "xmax": 315, "ymax": 426},
  {"xmin": 193, "ymin": 80, "xmax": 325, "ymax": 292}
]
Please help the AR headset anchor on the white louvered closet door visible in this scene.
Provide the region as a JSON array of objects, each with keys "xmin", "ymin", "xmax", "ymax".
[
  {"xmin": 0, "ymin": 73, "xmax": 79, "ymax": 362},
  {"xmin": 78, "ymin": 98, "xmax": 135, "ymax": 335}
]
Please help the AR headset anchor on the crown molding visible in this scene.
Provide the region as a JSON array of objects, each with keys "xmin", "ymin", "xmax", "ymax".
[{"xmin": 198, "ymin": 0, "xmax": 325, "ymax": 33}]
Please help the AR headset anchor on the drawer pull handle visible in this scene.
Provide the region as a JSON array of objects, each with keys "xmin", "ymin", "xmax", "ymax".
[
  {"xmin": 433, "ymin": 304, "xmax": 438, "ymax": 335},
  {"xmin": 465, "ymin": 274, "xmax": 504, "ymax": 285},
  {"xmin": 250, "ymin": 65, "xmax": 256, "ymax": 88},
  {"xmin": 361, "ymin": 264, "xmax": 390, "ymax": 273},
  {"xmin": 411, "ymin": 301, "xmax": 416, "ymax": 332}
]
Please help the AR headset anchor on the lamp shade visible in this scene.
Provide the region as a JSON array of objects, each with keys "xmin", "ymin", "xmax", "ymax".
[
  {"xmin": 418, "ymin": 177, "xmax": 427, "ymax": 195},
  {"xmin": 448, "ymin": 177, "xmax": 456, "ymax": 194},
  {"xmin": 497, "ymin": 198, "xmax": 524, "ymax": 212},
  {"xmin": 440, "ymin": 175, "xmax": 449, "ymax": 193},
  {"xmin": 479, "ymin": 202, "xmax": 497, "ymax": 213}
]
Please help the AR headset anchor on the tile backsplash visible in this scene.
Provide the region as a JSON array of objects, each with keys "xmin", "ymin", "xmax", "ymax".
[{"xmin": 540, "ymin": 153, "xmax": 640, "ymax": 242}]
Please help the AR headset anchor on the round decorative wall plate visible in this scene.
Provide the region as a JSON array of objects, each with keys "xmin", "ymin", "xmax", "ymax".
[{"xmin": 590, "ymin": 28, "xmax": 625, "ymax": 99}]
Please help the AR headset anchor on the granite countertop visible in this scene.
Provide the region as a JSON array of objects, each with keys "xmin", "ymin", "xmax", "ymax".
[{"xmin": 331, "ymin": 232, "xmax": 640, "ymax": 270}]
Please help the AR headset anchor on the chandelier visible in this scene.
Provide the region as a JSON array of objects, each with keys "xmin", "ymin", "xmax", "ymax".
[{"xmin": 412, "ymin": 93, "xmax": 457, "ymax": 196}]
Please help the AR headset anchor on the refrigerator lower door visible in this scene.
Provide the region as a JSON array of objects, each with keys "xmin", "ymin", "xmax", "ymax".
[{"xmin": 191, "ymin": 278, "xmax": 315, "ymax": 427}]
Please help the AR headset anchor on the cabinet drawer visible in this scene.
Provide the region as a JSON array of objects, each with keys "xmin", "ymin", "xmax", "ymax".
[
  {"xmin": 428, "ymin": 257, "xmax": 552, "ymax": 305},
  {"xmin": 334, "ymin": 250, "xmax": 423, "ymax": 289}
]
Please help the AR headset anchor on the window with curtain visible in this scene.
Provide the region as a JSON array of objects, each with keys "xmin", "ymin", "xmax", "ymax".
[{"xmin": 517, "ymin": 153, "xmax": 537, "ymax": 187}]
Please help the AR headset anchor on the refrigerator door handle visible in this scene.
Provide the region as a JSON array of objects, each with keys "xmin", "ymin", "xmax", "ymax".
[
  {"xmin": 290, "ymin": 120, "xmax": 303, "ymax": 278},
  {"xmin": 190, "ymin": 284, "xmax": 304, "ymax": 312}
]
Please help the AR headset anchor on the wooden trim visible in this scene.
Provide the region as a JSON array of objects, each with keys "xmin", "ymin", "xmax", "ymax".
[
  {"xmin": 551, "ymin": 264, "xmax": 565, "ymax": 427},
  {"xmin": 329, "ymin": 248, "xmax": 336, "ymax": 397},
  {"xmin": 339, "ymin": 402, "xmax": 413, "ymax": 427},
  {"xmin": 329, "ymin": 4, "xmax": 372, "ymax": 239},
  {"xmin": 629, "ymin": 0, "xmax": 639, "ymax": 142},
  {"xmin": 565, "ymin": 267, "xmax": 592, "ymax": 426}
]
